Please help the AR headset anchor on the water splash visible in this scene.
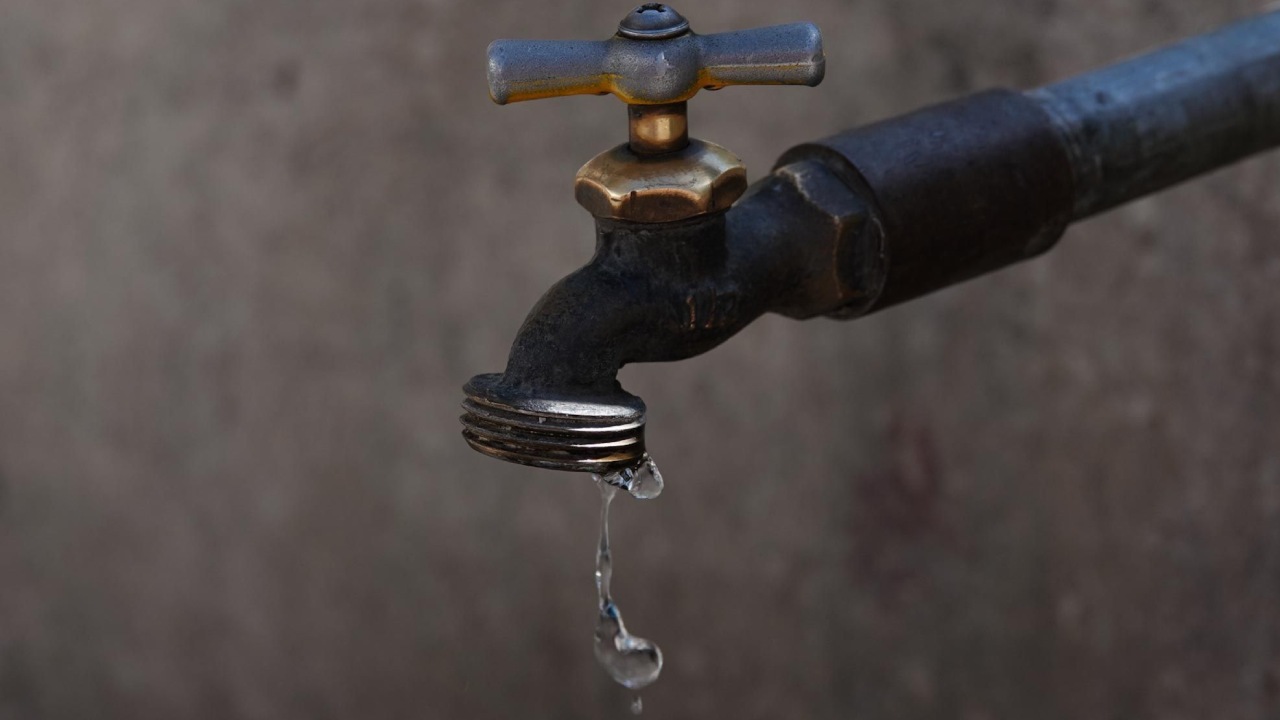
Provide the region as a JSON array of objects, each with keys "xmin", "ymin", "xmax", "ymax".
[
  {"xmin": 592, "ymin": 456, "xmax": 663, "ymax": 694},
  {"xmin": 631, "ymin": 696, "xmax": 644, "ymax": 715}
]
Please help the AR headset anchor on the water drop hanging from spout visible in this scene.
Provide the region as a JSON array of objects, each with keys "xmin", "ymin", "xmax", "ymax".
[
  {"xmin": 602, "ymin": 453, "xmax": 664, "ymax": 500},
  {"xmin": 591, "ymin": 461, "xmax": 663, "ymax": 692}
]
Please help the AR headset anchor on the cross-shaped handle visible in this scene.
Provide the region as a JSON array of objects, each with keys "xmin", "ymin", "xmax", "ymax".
[{"xmin": 486, "ymin": 4, "xmax": 825, "ymax": 106}]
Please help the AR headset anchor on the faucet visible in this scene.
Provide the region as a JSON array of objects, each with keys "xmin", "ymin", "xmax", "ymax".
[{"xmin": 462, "ymin": 4, "xmax": 1280, "ymax": 474}]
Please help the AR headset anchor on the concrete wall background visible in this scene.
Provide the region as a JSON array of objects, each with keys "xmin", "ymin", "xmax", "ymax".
[{"xmin": 1, "ymin": 0, "xmax": 1278, "ymax": 718}]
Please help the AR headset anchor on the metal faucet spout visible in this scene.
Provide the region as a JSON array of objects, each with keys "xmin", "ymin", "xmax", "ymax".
[
  {"xmin": 501, "ymin": 213, "xmax": 752, "ymax": 393},
  {"xmin": 462, "ymin": 213, "xmax": 755, "ymax": 473},
  {"xmin": 461, "ymin": 168, "xmax": 875, "ymax": 472}
]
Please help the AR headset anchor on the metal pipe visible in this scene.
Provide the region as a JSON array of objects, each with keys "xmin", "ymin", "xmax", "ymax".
[
  {"xmin": 1030, "ymin": 11, "xmax": 1280, "ymax": 220},
  {"xmin": 778, "ymin": 10, "xmax": 1280, "ymax": 316},
  {"xmin": 776, "ymin": 89, "xmax": 1076, "ymax": 313}
]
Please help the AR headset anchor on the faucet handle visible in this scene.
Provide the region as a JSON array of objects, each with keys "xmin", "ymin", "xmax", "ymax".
[
  {"xmin": 486, "ymin": 4, "xmax": 825, "ymax": 106},
  {"xmin": 487, "ymin": 5, "xmax": 824, "ymax": 223}
]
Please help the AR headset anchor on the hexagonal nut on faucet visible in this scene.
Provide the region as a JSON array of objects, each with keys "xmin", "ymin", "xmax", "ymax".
[
  {"xmin": 773, "ymin": 160, "xmax": 888, "ymax": 318},
  {"xmin": 574, "ymin": 139, "xmax": 749, "ymax": 223}
]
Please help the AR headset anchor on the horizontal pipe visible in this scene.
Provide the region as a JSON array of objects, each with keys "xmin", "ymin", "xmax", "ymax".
[
  {"xmin": 776, "ymin": 10, "xmax": 1280, "ymax": 316},
  {"xmin": 776, "ymin": 90, "xmax": 1076, "ymax": 312},
  {"xmin": 1029, "ymin": 10, "xmax": 1280, "ymax": 220}
]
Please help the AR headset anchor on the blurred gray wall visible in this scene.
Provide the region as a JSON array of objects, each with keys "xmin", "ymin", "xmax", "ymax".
[{"xmin": 2, "ymin": 0, "xmax": 1278, "ymax": 718}]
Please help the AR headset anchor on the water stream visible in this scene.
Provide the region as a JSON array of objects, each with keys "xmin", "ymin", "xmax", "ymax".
[{"xmin": 592, "ymin": 453, "xmax": 665, "ymax": 713}]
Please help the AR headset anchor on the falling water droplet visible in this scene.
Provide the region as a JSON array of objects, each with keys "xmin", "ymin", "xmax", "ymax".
[
  {"xmin": 592, "ymin": 473, "xmax": 663, "ymax": 690},
  {"xmin": 631, "ymin": 695, "xmax": 644, "ymax": 715}
]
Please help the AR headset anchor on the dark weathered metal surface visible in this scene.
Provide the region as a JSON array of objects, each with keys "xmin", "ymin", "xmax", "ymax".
[
  {"xmin": 770, "ymin": 160, "xmax": 888, "ymax": 319},
  {"xmin": 460, "ymin": 190, "xmax": 860, "ymax": 470},
  {"xmin": 463, "ymin": 156, "xmax": 892, "ymax": 471},
  {"xmin": 777, "ymin": 89, "xmax": 1077, "ymax": 314},
  {"xmin": 1030, "ymin": 11, "xmax": 1280, "ymax": 219}
]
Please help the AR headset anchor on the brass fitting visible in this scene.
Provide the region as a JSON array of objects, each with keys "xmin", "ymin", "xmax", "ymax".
[
  {"xmin": 575, "ymin": 139, "xmax": 747, "ymax": 224},
  {"xmin": 627, "ymin": 102, "xmax": 689, "ymax": 155},
  {"xmin": 574, "ymin": 100, "xmax": 746, "ymax": 223}
]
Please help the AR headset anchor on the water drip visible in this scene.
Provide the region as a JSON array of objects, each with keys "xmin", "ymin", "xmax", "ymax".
[{"xmin": 591, "ymin": 455, "xmax": 664, "ymax": 696}]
